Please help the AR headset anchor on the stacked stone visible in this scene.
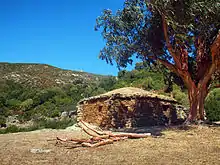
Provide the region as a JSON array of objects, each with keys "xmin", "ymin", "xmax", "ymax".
[
  {"xmin": 76, "ymin": 87, "xmax": 188, "ymax": 129},
  {"xmin": 76, "ymin": 103, "xmax": 84, "ymax": 123}
]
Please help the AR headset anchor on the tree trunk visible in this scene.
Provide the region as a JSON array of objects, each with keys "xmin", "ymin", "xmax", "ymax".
[
  {"xmin": 187, "ymin": 87, "xmax": 198, "ymax": 122},
  {"xmin": 197, "ymin": 87, "xmax": 208, "ymax": 120},
  {"xmin": 186, "ymin": 85, "xmax": 208, "ymax": 123}
]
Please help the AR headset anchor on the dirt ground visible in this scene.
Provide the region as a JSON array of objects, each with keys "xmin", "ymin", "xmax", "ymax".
[{"xmin": 0, "ymin": 125, "xmax": 220, "ymax": 165}]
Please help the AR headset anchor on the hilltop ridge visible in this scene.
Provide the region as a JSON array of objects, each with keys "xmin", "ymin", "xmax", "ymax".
[{"xmin": 0, "ymin": 62, "xmax": 106, "ymax": 88}]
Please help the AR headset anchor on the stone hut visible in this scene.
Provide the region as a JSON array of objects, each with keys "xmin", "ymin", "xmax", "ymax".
[{"xmin": 77, "ymin": 87, "xmax": 187, "ymax": 129}]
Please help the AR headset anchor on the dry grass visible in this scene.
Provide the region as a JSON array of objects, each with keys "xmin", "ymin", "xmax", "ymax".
[
  {"xmin": 99, "ymin": 87, "xmax": 176, "ymax": 101},
  {"xmin": 0, "ymin": 125, "xmax": 220, "ymax": 165}
]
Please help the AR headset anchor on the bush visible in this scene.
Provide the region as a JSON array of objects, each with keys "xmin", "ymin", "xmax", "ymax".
[
  {"xmin": 20, "ymin": 99, "xmax": 34, "ymax": 111},
  {"xmin": 205, "ymin": 88, "xmax": 220, "ymax": 121},
  {"xmin": 0, "ymin": 125, "xmax": 38, "ymax": 134},
  {"xmin": 34, "ymin": 102, "xmax": 59, "ymax": 118},
  {"xmin": 5, "ymin": 99, "xmax": 21, "ymax": 109},
  {"xmin": 36, "ymin": 118, "xmax": 76, "ymax": 129},
  {"xmin": 0, "ymin": 125, "xmax": 20, "ymax": 134},
  {"xmin": 172, "ymin": 85, "xmax": 189, "ymax": 107},
  {"xmin": 0, "ymin": 116, "xmax": 6, "ymax": 125}
]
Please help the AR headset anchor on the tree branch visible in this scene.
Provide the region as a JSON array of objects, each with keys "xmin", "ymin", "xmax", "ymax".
[
  {"xmin": 200, "ymin": 30, "xmax": 220, "ymax": 89},
  {"xmin": 161, "ymin": 15, "xmax": 181, "ymax": 69},
  {"xmin": 161, "ymin": 15, "xmax": 197, "ymax": 90},
  {"xmin": 157, "ymin": 58, "xmax": 178, "ymax": 74},
  {"xmin": 211, "ymin": 30, "xmax": 220, "ymax": 63}
]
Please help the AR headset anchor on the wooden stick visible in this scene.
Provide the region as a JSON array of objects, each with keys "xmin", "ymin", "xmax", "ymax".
[
  {"xmin": 79, "ymin": 120, "xmax": 106, "ymax": 135},
  {"xmin": 56, "ymin": 137, "xmax": 93, "ymax": 144},
  {"xmin": 80, "ymin": 120, "xmax": 151, "ymax": 138},
  {"xmin": 110, "ymin": 136, "xmax": 128, "ymax": 141},
  {"xmin": 80, "ymin": 125, "xmax": 99, "ymax": 137},
  {"xmin": 56, "ymin": 137, "xmax": 68, "ymax": 142},
  {"xmin": 110, "ymin": 133, "xmax": 151, "ymax": 138},
  {"xmin": 79, "ymin": 121, "xmax": 110, "ymax": 138},
  {"xmin": 82, "ymin": 139, "xmax": 114, "ymax": 147}
]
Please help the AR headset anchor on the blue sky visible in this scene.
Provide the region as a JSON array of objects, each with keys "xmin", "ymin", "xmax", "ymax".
[{"xmin": 0, "ymin": 0, "xmax": 137, "ymax": 76}]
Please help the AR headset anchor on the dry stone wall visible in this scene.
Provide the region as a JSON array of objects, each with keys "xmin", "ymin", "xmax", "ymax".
[{"xmin": 77, "ymin": 88, "xmax": 188, "ymax": 129}]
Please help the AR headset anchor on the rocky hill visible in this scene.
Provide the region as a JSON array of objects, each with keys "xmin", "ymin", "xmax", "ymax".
[
  {"xmin": 0, "ymin": 62, "xmax": 111, "ymax": 128},
  {"xmin": 0, "ymin": 62, "xmax": 105, "ymax": 88}
]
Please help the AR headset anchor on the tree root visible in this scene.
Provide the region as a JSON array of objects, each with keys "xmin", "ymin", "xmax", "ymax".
[{"xmin": 56, "ymin": 120, "xmax": 151, "ymax": 148}]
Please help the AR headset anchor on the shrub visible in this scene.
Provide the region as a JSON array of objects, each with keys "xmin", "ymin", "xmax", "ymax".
[
  {"xmin": 36, "ymin": 118, "xmax": 76, "ymax": 129},
  {"xmin": 5, "ymin": 99, "xmax": 21, "ymax": 109},
  {"xmin": 20, "ymin": 99, "xmax": 34, "ymax": 111},
  {"xmin": 205, "ymin": 88, "xmax": 220, "ymax": 121},
  {"xmin": 0, "ymin": 125, "xmax": 20, "ymax": 134},
  {"xmin": 0, "ymin": 116, "xmax": 6, "ymax": 125},
  {"xmin": 172, "ymin": 85, "xmax": 189, "ymax": 108}
]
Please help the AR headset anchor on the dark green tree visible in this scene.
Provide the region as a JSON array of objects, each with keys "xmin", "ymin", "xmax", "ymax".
[
  {"xmin": 205, "ymin": 88, "xmax": 220, "ymax": 121},
  {"xmin": 99, "ymin": 76, "xmax": 117, "ymax": 91},
  {"xmin": 96, "ymin": 0, "xmax": 220, "ymax": 122}
]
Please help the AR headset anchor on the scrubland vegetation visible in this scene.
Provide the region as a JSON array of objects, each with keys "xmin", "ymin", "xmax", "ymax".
[{"xmin": 0, "ymin": 62, "xmax": 219, "ymax": 134}]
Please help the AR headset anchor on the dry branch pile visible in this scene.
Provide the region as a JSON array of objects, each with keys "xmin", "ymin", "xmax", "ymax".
[{"xmin": 56, "ymin": 121, "xmax": 151, "ymax": 148}]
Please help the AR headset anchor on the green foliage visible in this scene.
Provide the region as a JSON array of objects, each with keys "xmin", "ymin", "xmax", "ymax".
[
  {"xmin": 150, "ymin": 0, "xmax": 220, "ymax": 42},
  {"xmin": 18, "ymin": 89, "xmax": 38, "ymax": 101},
  {"xmin": 0, "ymin": 125, "xmax": 20, "ymax": 134},
  {"xmin": 35, "ymin": 118, "xmax": 76, "ymax": 130},
  {"xmin": 0, "ymin": 116, "xmax": 6, "ymax": 125},
  {"xmin": 95, "ymin": 1, "xmax": 164, "ymax": 68},
  {"xmin": 53, "ymin": 96, "xmax": 72, "ymax": 105},
  {"xmin": 5, "ymin": 99, "xmax": 22, "ymax": 109},
  {"xmin": 114, "ymin": 69, "xmax": 165, "ymax": 91},
  {"xmin": 34, "ymin": 102, "xmax": 59, "ymax": 118},
  {"xmin": 0, "ymin": 79, "xmax": 107, "ymax": 122},
  {"xmin": 0, "ymin": 94, "xmax": 6, "ymax": 107},
  {"xmin": 172, "ymin": 85, "xmax": 189, "ymax": 108},
  {"xmin": 99, "ymin": 76, "xmax": 117, "ymax": 91},
  {"xmin": 33, "ymin": 88, "xmax": 63, "ymax": 105},
  {"xmin": 205, "ymin": 88, "xmax": 220, "ymax": 121},
  {"xmin": 95, "ymin": 0, "xmax": 219, "ymax": 76},
  {"xmin": 20, "ymin": 99, "xmax": 34, "ymax": 111}
]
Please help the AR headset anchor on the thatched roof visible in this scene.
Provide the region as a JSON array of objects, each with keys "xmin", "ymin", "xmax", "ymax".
[
  {"xmin": 79, "ymin": 87, "xmax": 177, "ymax": 104},
  {"xmin": 100, "ymin": 87, "xmax": 163, "ymax": 97}
]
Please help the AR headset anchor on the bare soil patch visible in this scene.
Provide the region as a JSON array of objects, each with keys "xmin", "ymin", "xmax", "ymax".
[{"xmin": 0, "ymin": 125, "xmax": 220, "ymax": 165}]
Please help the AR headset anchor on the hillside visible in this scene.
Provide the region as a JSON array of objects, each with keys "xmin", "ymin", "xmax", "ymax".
[
  {"xmin": 0, "ymin": 62, "xmax": 109, "ymax": 127},
  {"xmin": 0, "ymin": 62, "xmax": 219, "ymax": 133},
  {"xmin": 0, "ymin": 62, "xmax": 187, "ymax": 126},
  {"xmin": 0, "ymin": 62, "xmax": 104, "ymax": 88}
]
